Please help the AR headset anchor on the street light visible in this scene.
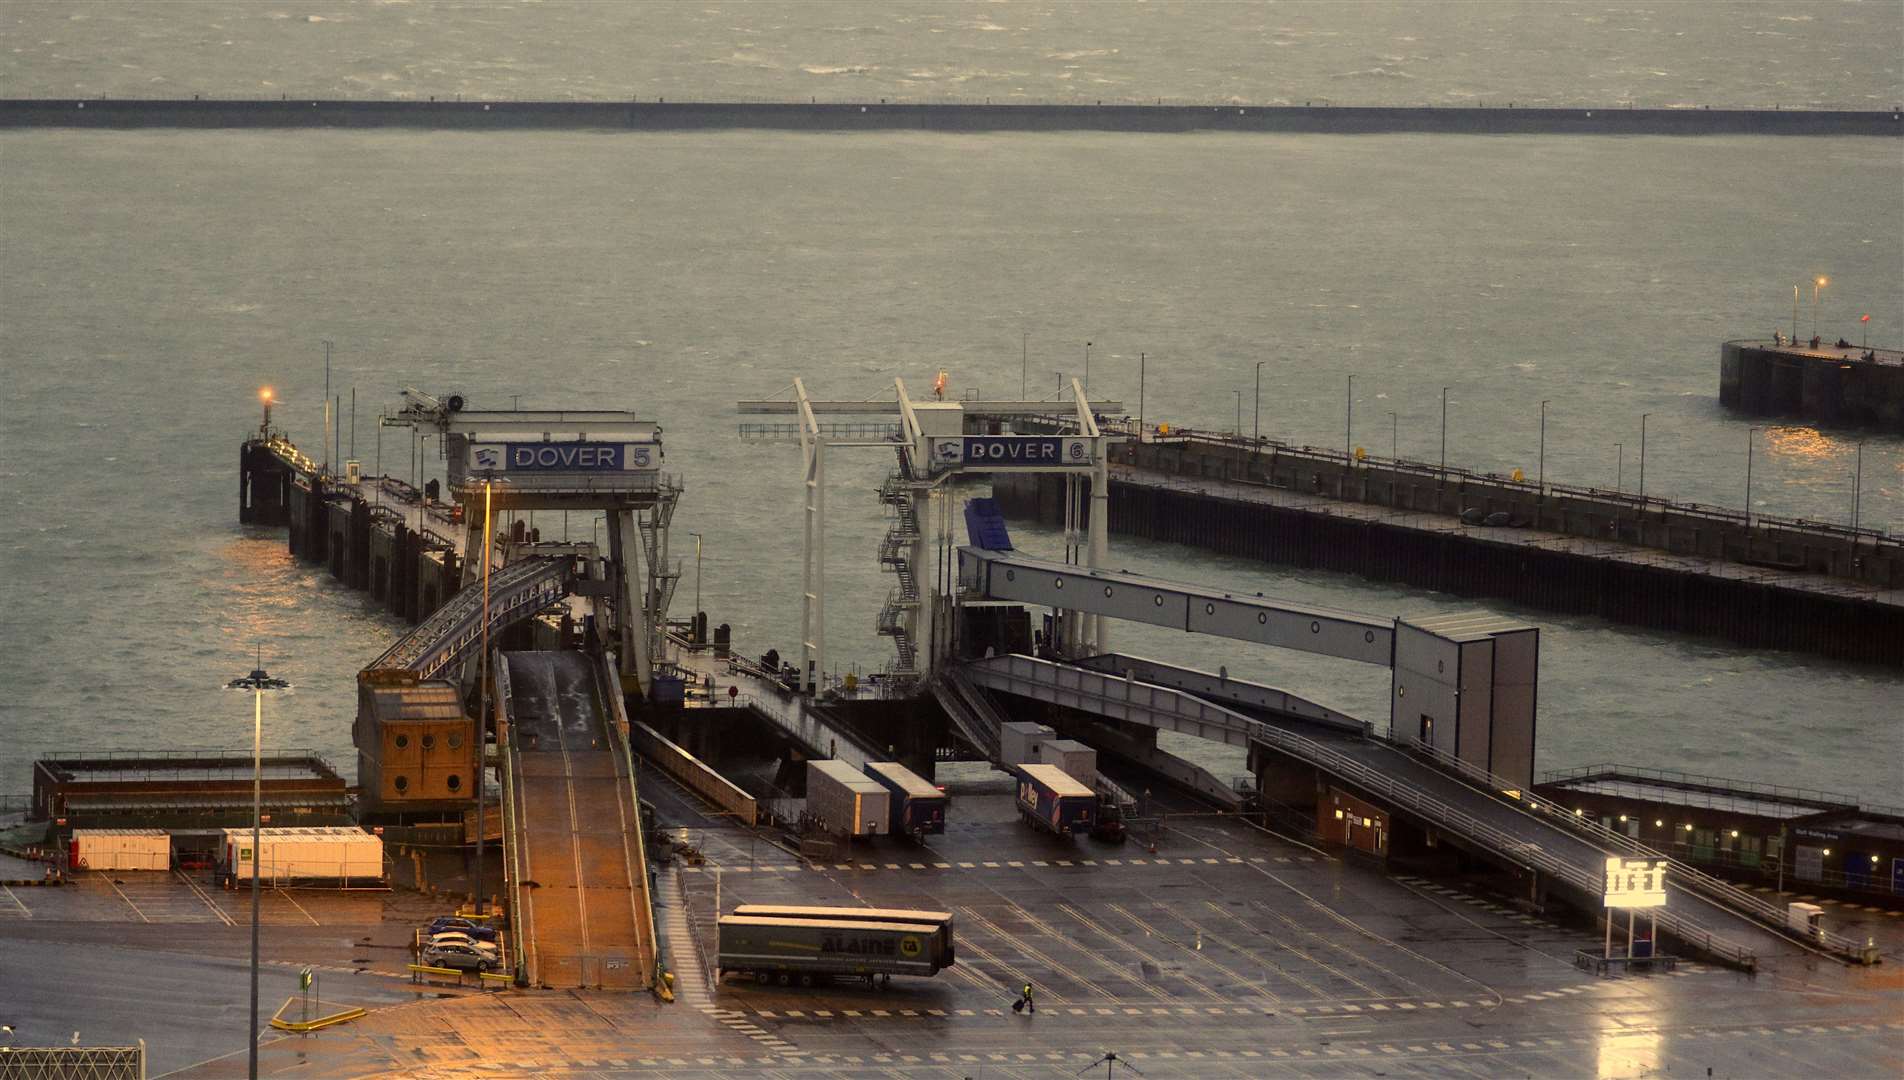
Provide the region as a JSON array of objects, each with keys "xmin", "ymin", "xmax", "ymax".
[
  {"xmin": 474, "ymin": 478, "xmax": 497, "ymax": 918},
  {"xmin": 1638, "ymin": 413, "xmax": 1650, "ymax": 500},
  {"xmin": 1345, "ymin": 374, "xmax": 1354, "ymax": 460},
  {"xmin": 1615, "ymin": 442, "xmax": 1624, "ymax": 493},
  {"xmin": 1852, "ymin": 440, "xmax": 1864, "ymax": 532},
  {"xmin": 1439, "ymin": 387, "xmax": 1450, "ymax": 481},
  {"xmin": 689, "ymin": 532, "xmax": 704, "ymax": 621},
  {"xmin": 227, "ymin": 658, "xmax": 289, "ymax": 1080},
  {"xmin": 1744, "ymin": 427, "xmax": 1757, "ymax": 527},
  {"xmin": 1054, "ymin": 370, "xmax": 1065, "ymax": 398},
  {"xmin": 1021, "ymin": 332, "xmax": 1028, "ymax": 399},
  {"xmin": 1233, "ymin": 390, "xmax": 1242, "ymax": 438},
  {"xmin": 1253, "ymin": 361, "xmax": 1264, "ymax": 441},
  {"xmin": 1084, "ymin": 341, "xmax": 1092, "ymax": 396},
  {"xmin": 1386, "ymin": 411, "xmax": 1397, "ymax": 460},
  {"xmin": 1812, "ymin": 276, "xmax": 1828, "ymax": 340},
  {"xmin": 1538, "ymin": 399, "xmax": 1549, "ymax": 494},
  {"xmin": 1138, "ymin": 352, "xmax": 1147, "ymax": 432}
]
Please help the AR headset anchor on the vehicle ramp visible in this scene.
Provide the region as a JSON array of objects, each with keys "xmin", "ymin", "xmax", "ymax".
[
  {"xmin": 959, "ymin": 652, "xmax": 1857, "ymax": 970},
  {"xmin": 497, "ymin": 648, "xmax": 657, "ymax": 990},
  {"xmin": 367, "ymin": 556, "xmax": 570, "ymax": 680}
]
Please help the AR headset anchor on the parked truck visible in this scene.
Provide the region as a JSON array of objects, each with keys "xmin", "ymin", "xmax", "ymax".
[
  {"xmin": 862, "ymin": 761, "xmax": 947, "ymax": 841},
  {"xmin": 805, "ymin": 760, "xmax": 890, "ymax": 838},
  {"xmin": 1014, "ymin": 762, "xmax": 1098, "ymax": 837},
  {"xmin": 717, "ymin": 910, "xmax": 955, "ymax": 987}
]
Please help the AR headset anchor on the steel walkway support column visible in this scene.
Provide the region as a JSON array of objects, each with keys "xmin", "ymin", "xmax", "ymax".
[{"xmin": 608, "ymin": 508, "xmax": 652, "ymax": 697}]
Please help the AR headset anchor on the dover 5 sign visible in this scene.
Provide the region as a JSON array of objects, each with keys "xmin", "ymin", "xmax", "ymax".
[
  {"xmin": 469, "ymin": 442, "xmax": 655, "ymax": 473},
  {"xmin": 930, "ymin": 436, "xmax": 1094, "ymax": 472}
]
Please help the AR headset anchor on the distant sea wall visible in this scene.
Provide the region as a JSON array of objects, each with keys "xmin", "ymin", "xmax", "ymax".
[{"xmin": 4, "ymin": 99, "xmax": 1900, "ymax": 135}]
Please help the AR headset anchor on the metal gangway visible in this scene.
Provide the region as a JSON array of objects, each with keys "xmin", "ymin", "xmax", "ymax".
[
  {"xmin": 366, "ymin": 556, "xmax": 571, "ymax": 678},
  {"xmin": 495, "ymin": 647, "xmax": 659, "ymax": 990},
  {"xmin": 959, "ymin": 652, "xmax": 1875, "ymax": 969}
]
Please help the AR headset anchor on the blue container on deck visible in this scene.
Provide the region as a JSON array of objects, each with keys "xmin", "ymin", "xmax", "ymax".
[{"xmin": 863, "ymin": 761, "xmax": 947, "ymax": 839}]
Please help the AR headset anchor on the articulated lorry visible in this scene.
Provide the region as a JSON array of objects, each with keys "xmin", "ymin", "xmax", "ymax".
[
  {"xmin": 717, "ymin": 906, "xmax": 956, "ymax": 987},
  {"xmin": 1014, "ymin": 762, "xmax": 1097, "ymax": 837},
  {"xmin": 862, "ymin": 761, "xmax": 947, "ymax": 841}
]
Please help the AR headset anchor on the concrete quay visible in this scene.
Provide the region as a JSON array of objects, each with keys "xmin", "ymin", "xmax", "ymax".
[
  {"xmin": 992, "ymin": 433, "xmax": 1902, "ymax": 666},
  {"xmin": 10, "ymin": 764, "xmax": 1895, "ymax": 1078},
  {"xmin": 1721, "ymin": 339, "xmax": 1904, "ymax": 432}
]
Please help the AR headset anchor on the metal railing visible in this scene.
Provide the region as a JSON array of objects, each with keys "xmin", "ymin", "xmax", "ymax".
[
  {"xmin": 1541, "ymin": 762, "xmax": 1901, "ymax": 818},
  {"xmin": 368, "ymin": 557, "xmax": 569, "ymax": 676},
  {"xmin": 493, "ymin": 653, "xmax": 533, "ymax": 984},
  {"xmin": 594, "ymin": 650, "xmax": 661, "ymax": 988},
  {"xmin": 967, "ymin": 654, "xmax": 1760, "ymax": 970},
  {"xmin": 1400, "ymin": 737, "xmax": 1876, "ymax": 963}
]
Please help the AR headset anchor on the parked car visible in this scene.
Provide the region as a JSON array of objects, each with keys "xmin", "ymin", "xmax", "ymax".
[
  {"xmin": 421, "ymin": 941, "xmax": 496, "ymax": 974},
  {"xmin": 426, "ymin": 918, "xmax": 500, "ymax": 945},
  {"xmin": 428, "ymin": 931, "xmax": 499, "ymax": 955}
]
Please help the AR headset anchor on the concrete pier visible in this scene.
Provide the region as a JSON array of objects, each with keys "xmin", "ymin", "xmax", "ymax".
[
  {"xmin": 1720, "ymin": 339, "xmax": 1904, "ymax": 431},
  {"xmin": 241, "ymin": 435, "xmax": 464, "ymax": 623},
  {"xmin": 991, "ymin": 454, "xmax": 1903, "ymax": 666}
]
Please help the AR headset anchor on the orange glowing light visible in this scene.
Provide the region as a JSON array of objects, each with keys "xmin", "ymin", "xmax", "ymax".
[
  {"xmin": 260, "ymin": 387, "xmax": 274, "ymax": 402},
  {"xmin": 933, "ymin": 371, "xmax": 948, "ymax": 398}
]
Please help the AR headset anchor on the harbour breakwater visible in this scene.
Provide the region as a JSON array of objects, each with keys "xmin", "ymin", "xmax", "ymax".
[
  {"xmin": 991, "ymin": 432, "xmax": 1902, "ymax": 667},
  {"xmin": 4, "ymin": 98, "xmax": 1900, "ymax": 135},
  {"xmin": 240, "ymin": 436, "xmax": 464, "ymax": 625}
]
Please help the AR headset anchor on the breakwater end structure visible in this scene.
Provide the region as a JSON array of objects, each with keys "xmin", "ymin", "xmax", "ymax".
[
  {"xmin": 4, "ymin": 98, "xmax": 1900, "ymax": 135},
  {"xmin": 995, "ymin": 423, "xmax": 1902, "ymax": 667},
  {"xmin": 1721, "ymin": 339, "xmax": 1904, "ymax": 432}
]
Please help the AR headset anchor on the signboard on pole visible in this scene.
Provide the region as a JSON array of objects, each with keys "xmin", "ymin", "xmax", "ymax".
[
  {"xmin": 1603, "ymin": 857, "xmax": 1668, "ymax": 908},
  {"xmin": 467, "ymin": 442, "xmax": 655, "ymax": 474},
  {"xmin": 928, "ymin": 436, "xmax": 1095, "ymax": 472}
]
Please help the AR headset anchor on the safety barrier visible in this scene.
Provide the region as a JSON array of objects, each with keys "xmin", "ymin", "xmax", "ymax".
[
  {"xmin": 269, "ymin": 996, "xmax": 367, "ymax": 1031},
  {"xmin": 367, "ymin": 556, "xmax": 569, "ymax": 677},
  {"xmin": 595, "ymin": 650, "xmax": 662, "ymax": 988},
  {"xmin": 1401, "ymin": 736, "xmax": 1879, "ymax": 964},
  {"xmin": 966, "ymin": 654, "xmax": 1760, "ymax": 971},
  {"xmin": 630, "ymin": 722, "xmax": 757, "ymax": 827},
  {"xmin": 493, "ymin": 653, "xmax": 533, "ymax": 984}
]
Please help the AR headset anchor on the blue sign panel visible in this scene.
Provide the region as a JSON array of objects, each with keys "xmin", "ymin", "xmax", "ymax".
[
  {"xmin": 469, "ymin": 442, "xmax": 654, "ymax": 472},
  {"xmin": 955, "ymin": 436, "xmax": 1090, "ymax": 466}
]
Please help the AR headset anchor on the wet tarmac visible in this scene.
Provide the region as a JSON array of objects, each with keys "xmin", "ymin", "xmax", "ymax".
[{"xmin": 1, "ymin": 770, "xmax": 1898, "ymax": 1078}]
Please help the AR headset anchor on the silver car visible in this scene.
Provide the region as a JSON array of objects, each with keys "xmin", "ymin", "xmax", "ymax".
[{"xmin": 422, "ymin": 941, "xmax": 496, "ymax": 973}]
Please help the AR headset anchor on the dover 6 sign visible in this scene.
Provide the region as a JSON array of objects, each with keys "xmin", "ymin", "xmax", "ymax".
[
  {"xmin": 469, "ymin": 442, "xmax": 655, "ymax": 473},
  {"xmin": 930, "ymin": 436, "xmax": 1094, "ymax": 471}
]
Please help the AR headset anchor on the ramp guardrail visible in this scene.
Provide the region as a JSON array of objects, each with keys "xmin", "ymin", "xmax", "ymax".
[{"xmin": 964, "ymin": 653, "xmax": 1760, "ymax": 971}]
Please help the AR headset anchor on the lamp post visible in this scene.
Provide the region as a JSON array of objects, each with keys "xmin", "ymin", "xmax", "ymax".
[
  {"xmin": 322, "ymin": 339, "xmax": 333, "ymax": 473},
  {"xmin": 1138, "ymin": 352, "xmax": 1146, "ymax": 433},
  {"xmin": 1344, "ymin": 374, "xmax": 1354, "ymax": 459},
  {"xmin": 1538, "ymin": 400, "xmax": 1549, "ymax": 493},
  {"xmin": 1792, "ymin": 284, "xmax": 1799, "ymax": 345},
  {"xmin": 689, "ymin": 532, "xmax": 704, "ymax": 619},
  {"xmin": 1021, "ymin": 332, "xmax": 1028, "ymax": 399},
  {"xmin": 1387, "ymin": 411, "xmax": 1397, "ymax": 460},
  {"xmin": 1744, "ymin": 427, "xmax": 1757, "ymax": 527},
  {"xmin": 473, "ymin": 480, "xmax": 501, "ymax": 917},
  {"xmin": 1232, "ymin": 390, "xmax": 1242, "ymax": 438},
  {"xmin": 1252, "ymin": 361, "xmax": 1264, "ymax": 441},
  {"xmin": 1084, "ymin": 341, "xmax": 1092, "ymax": 396},
  {"xmin": 1638, "ymin": 413, "xmax": 1650, "ymax": 500},
  {"xmin": 1852, "ymin": 440, "xmax": 1864, "ymax": 533},
  {"xmin": 228, "ymin": 659, "xmax": 288, "ymax": 1080},
  {"xmin": 1439, "ymin": 387, "xmax": 1449, "ymax": 481},
  {"xmin": 1812, "ymin": 276, "xmax": 1828, "ymax": 340},
  {"xmin": 1615, "ymin": 442, "xmax": 1623, "ymax": 493}
]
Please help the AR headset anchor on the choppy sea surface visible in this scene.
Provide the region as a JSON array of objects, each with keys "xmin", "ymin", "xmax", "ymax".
[
  {"xmin": 1, "ymin": 4, "xmax": 1900, "ymax": 803},
  {"xmin": 4, "ymin": 0, "xmax": 1901, "ymax": 108}
]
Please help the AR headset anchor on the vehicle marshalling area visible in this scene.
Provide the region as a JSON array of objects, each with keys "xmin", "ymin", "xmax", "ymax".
[{"xmin": 3, "ymin": 776, "xmax": 1902, "ymax": 1078}]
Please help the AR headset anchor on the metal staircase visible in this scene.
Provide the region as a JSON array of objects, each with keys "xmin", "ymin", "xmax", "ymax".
[{"xmin": 875, "ymin": 463, "xmax": 923, "ymax": 683}]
